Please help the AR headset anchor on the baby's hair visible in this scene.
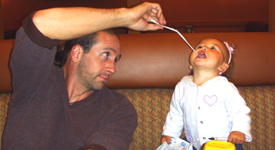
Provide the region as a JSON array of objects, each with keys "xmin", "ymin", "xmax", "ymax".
[
  {"xmin": 223, "ymin": 51, "xmax": 234, "ymax": 82},
  {"xmin": 220, "ymin": 39, "xmax": 235, "ymax": 82}
]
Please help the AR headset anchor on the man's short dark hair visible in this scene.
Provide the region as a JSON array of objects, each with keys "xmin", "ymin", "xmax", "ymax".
[{"xmin": 54, "ymin": 29, "xmax": 119, "ymax": 67}]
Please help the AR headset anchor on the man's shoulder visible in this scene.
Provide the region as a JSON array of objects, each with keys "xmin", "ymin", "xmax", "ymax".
[
  {"xmin": 99, "ymin": 87, "xmax": 137, "ymax": 114},
  {"xmin": 100, "ymin": 87, "xmax": 130, "ymax": 103},
  {"xmin": 102, "ymin": 87, "xmax": 125, "ymax": 96}
]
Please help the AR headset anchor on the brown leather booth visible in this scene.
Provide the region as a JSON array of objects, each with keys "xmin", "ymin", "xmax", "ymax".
[
  {"xmin": 110, "ymin": 32, "xmax": 275, "ymax": 88},
  {"xmin": 1, "ymin": 32, "xmax": 275, "ymax": 92}
]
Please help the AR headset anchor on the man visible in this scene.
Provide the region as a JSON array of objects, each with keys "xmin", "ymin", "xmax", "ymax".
[{"xmin": 2, "ymin": 2, "xmax": 166, "ymax": 150}]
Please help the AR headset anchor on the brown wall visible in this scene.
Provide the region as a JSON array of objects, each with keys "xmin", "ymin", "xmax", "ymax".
[
  {"xmin": 140, "ymin": 0, "xmax": 269, "ymax": 33},
  {"xmin": 270, "ymin": 0, "xmax": 275, "ymax": 32},
  {"xmin": 1, "ymin": 0, "xmax": 269, "ymax": 36},
  {"xmin": 141, "ymin": 0, "xmax": 268, "ymax": 21},
  {"xmin": 0, "ymin": 1, "xmax": 3, "ymax": 39},
  {"xmin": 1, "ymin": 0, "xmax": 127, "ymax": 28}
]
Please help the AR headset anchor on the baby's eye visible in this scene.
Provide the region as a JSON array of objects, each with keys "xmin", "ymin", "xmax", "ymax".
[
  {"xmin": 196, "ymin": 46, "xmax": 202, "ymax": 49},
  {"xmin": 211, "ymin": 47, "xmax": 217, "ymax": 50}
]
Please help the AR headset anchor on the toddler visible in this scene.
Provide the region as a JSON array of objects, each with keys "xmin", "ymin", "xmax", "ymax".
[{"xmin": 161, "ymin": 38, "xmax": 252, "ymax": 150}]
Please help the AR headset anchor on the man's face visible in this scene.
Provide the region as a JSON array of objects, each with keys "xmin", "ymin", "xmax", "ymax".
[{"xmin": 76, "ymin": 32, "xmax": 121, "ymax": 91}]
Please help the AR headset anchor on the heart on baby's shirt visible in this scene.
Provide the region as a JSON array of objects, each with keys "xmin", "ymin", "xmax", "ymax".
[{"xmin": 203, "ymin": 95, "xmax": 218, "ymax": 106}]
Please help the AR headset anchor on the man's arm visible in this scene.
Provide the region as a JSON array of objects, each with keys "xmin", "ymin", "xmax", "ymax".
[{"xmin": 33, "ymin": 2, "xmax": 166, "ymax": 40}]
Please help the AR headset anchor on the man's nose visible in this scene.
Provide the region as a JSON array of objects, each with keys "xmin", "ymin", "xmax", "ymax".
[{"xmin": 106, "ymin": 61, "xmax": 116, "ymax": 74}]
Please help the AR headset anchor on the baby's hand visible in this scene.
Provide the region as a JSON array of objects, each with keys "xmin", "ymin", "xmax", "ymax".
[
  {"xmin": 161, "ymin": 135, "xmax": 172, "ymax": 144},
  {"xmin": 228, "ymin": 131, "xmax": 246, "ymax": 144}
]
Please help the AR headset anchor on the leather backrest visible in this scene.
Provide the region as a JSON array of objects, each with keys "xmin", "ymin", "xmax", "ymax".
[{"xmin": 1, "ymin": 32, "xmax": 275, "ymax": 92}]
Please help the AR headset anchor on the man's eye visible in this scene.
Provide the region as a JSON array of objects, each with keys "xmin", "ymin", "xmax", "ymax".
[
  {"xmin": 115, "ymin": 55, "xmax": 122, "ymax": 63},
  {"xmin": 103, "ymin": 52, "xmax": 109, "ymax": 58}
]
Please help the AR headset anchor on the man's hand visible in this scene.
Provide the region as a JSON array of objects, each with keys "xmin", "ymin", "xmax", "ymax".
[
  {"xmin": 126, "ymin": 2, "xmax": 166, "ymax": 31},
  {"xmin": 228, "ymin": 131, "xmax": 246, "ymax": 144}
]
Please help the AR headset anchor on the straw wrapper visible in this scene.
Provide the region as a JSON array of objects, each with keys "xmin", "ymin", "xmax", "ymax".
[{"xmin": 156, "ymin": 137, "xmax": 192, "ymax": 150}]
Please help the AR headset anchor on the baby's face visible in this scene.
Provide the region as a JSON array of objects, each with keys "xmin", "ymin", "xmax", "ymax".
[{"xmin": 189, "ymin": 38, "xmax": 228, "ymax": 72}]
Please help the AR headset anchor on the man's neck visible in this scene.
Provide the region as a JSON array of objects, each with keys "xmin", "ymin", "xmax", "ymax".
[
  {"xmin": 67, "ymin": 88, "xmax": 94, "ymax": 105},
  {"xmin": 63, "ymin": 65, "xmax": 94, "ymax": 104}
]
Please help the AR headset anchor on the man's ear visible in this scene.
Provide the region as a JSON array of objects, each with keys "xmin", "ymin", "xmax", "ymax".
[
  {"xmin": 70, "ymin": 45, "xmax": 84, "ymax": 62},
  {"xmin": 218, "ymin": 63, "xmax": 229, "ymax": 74}
]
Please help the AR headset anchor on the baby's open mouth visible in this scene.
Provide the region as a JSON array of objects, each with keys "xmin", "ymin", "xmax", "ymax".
[{"xmin": 197, "ymin": 51, "xmax": 206, "ymax": 58}]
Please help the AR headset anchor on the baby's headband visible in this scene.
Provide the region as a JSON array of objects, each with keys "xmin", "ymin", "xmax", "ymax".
[{"xmin": 223, "ymin": 42, "xmax": 234, "ymax": 64}]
